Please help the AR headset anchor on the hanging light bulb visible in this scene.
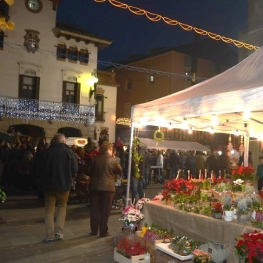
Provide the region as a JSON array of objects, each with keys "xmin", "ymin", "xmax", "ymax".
[
  {"xmin": 211, "ymin": 114, "xmax": 218, "ymax": 126},
  {"xmin": 208, "ymin": 127, "xmax": 214, "ymax": 134},
  {"xmin": 168, "ymin": 122, "xmax": 173, "ymax": 130},
  {"xmin": 243, "ymin": 109, "xmax": 250, "ymax": 121},
  {"xmin": 188, "ymin": 127, "xmax": 193, "ymax": 134},
  {"xmin": 234, "ymin": 130, "xmax": 240, "ymax": 136}
]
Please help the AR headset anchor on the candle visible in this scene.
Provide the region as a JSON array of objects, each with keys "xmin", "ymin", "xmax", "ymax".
[
  {"xmin": 199, "ymin": 170, "xmax": 201, "ymax": 179},
  {"xmin": 211, "ymin": 171, "xmax": 213, "ymax": 180},
  {"xmin": 205, "ymin": 169, "xmax": 207, "ymax": 179},
  {"xmin": 176, "ymin": 170, "xmax": 179, "ymax": 180},
  {"xmin": 219, "ymin": 170, "xmax": 221, "ymax": 177}
]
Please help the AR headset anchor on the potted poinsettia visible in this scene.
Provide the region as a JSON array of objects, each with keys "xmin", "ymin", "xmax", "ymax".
[
  {"xmin": 211, "ymin": 202, "xmax": 223, "ymax": 219},
  {"xmin": 235, "ymin": 230, "xmax": 263, "ymax": 263}
]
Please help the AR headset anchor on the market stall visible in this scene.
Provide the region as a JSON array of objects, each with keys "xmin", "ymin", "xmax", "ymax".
[{"xmin": 143, "ymin": 200, "xmax": 257, "ymax": 263}]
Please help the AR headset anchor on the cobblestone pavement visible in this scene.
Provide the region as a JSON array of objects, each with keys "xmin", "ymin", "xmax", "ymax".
[{"xmin": 0, "ymin": 183, "xmax": 164, "ymax": 263}]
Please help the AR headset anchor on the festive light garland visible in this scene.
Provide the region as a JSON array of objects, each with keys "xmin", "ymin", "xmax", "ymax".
[
  {"xmin": 0, "ymin": 96, "xmax": 95, "ymax": 124},
  {"xmin": 94, "ymin": 0, "xmax": 258, "ymax": 51},
  {"xmin": 1, "ymin": 41, "xmax": 207, "ymax": 82}
]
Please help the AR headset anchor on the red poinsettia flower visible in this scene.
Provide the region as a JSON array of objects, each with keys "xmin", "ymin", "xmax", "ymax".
[{"xmin": 235, "ymin": 230, "xmax": 263, "ymax": 263}]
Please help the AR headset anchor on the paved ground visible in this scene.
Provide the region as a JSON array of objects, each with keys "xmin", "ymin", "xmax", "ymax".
[{"xmin": 0, "ymin": 183, "xmax": 164, "ymax": 263}]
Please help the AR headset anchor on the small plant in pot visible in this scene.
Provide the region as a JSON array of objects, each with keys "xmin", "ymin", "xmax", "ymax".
[
  {"xmin": 222, "ymin": 194, "xmax": 234, "ymax": 221},
  {"xmin": 211, "ymin": 202, "xmax": 223, "ymax": 219}
]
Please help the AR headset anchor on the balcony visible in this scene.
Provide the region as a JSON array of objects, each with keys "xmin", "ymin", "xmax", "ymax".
[{"xmin": 0, "ymin": 96, "xmax": 95, "ymax": 125}]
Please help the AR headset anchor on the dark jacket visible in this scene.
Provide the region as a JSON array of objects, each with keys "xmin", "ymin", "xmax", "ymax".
[
  {"xmin": 89, "ymin": 152, "xmax": 122, "ymax": 193},
  {"xmin": 40, "ymin": 143, "xmax": 78, "ymax": 192}
]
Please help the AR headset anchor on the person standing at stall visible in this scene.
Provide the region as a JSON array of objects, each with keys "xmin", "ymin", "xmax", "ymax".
[
  {"xmin": 89, "ymin": 141, "xmax": 122, "ymax": 237},
  {"xmin": 40, "ymin": 133, "xmax": 78, "ymax": 244}
]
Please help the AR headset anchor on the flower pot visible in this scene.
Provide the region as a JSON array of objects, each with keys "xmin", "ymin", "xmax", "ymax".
[
  {"xmin": 236, "ymin": 213, "xmax": 248, "ymax": 224},
  {"xmin": 212, "ymin": 212, "xmax": 222, "ymax": 219},
  {"xmin": 223, "ymin": 210, "xmax": 234, "ymax": 222}
]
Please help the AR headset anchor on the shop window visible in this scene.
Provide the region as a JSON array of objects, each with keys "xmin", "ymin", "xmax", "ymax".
[
  {"xmin": 95, "ymin": 94, "xmax": 104, "ymax": 121},
  {"xmin": 149, "ymin": 75, "xmax": 155, "ymax": 84},
  {"xmin": 125, "ymin": 78, "xmax": 132, "ymax": 90},
  {"xmin": 18, "ymin": 75, "xmax": 40, "ymax": 99},
  {"xmin": 57, "ymin": 43, "xmax": 67, "ymax": 61},
  {"xmin": 79, "ymin": 48, "xmax": 89, "ymax": 64},
  {"xmin": 62, "ymin": 81, "xmax": 80, "ymax": 104},
  {"xmin": 68, "ymin": 45, "xmax": 78, "ymax": 63}
]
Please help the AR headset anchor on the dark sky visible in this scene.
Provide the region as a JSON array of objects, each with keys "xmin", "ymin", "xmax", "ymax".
[{"xmin": 57, "ymin": 0, "xmax": 248, "ymax": 63}]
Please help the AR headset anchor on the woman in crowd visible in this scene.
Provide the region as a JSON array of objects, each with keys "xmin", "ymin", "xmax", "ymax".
[{"xmin": 89, "ymin": 141, "xmax": 122, "ymax": 237}]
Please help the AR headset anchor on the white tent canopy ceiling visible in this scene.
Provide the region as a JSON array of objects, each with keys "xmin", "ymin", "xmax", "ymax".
[
  {"xmin": 131, "ymin": 47, "xmax": 263, "ymax": 139},
  {"xmin": 137, "ymin": 137, "xmax": 210, "ymax": 152}
]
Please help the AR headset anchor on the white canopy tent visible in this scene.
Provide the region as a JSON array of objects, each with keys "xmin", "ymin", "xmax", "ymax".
[
  {"xmin": 125, "ymin": 47, "xmax": 263, "ymax": 204},
  {"xmin": 137, "ymin": 137, "xmax": 210, "ymax": 152}
]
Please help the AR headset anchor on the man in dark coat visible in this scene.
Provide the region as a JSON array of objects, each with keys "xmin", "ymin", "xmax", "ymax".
[
  {"xmin": 89, "ymin": 141, "xmax": 122, "ymax": 237},
  {"xmin": 40, "ymin": 133, "xmax": 78, "ymax": 244}
]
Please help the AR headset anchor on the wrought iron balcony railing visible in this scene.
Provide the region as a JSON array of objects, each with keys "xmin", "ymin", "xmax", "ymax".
[{"xmin": 0, "ymin": 96, "xmax": 95, "ymax": 125}]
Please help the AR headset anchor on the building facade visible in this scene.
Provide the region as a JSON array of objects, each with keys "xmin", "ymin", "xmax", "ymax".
[
  {"xmin": 239, "ymin": 0, "xmax": 263, "ymax": 61},
  {"xmin": 0, "ymin": 0, "xmax": 118, "ymax": 143}
]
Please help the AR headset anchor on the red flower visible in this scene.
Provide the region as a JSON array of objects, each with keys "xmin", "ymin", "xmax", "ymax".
[
  {"xmin": 235, "ymin": 230, "xmax": 263, "ymax": 263},
  {"xmin": 164, "ymin": 178, "xmax": 194, "ymax": 194}
]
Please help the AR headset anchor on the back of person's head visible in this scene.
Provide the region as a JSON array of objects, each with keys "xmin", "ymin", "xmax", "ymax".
[
  {"xmin": 52, "ymin": 133, "xmax": 66, "ymax": 144},
  {"xmin": 100, "ymin": 141, "xmax": 113, "ymax": 153}
]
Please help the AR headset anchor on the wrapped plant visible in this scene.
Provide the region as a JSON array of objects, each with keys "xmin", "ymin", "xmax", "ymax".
[
  {"xmin": 222, "ymin": 194, "xmax": 233, "ymax": 211},
  {"xmin": 211, "ymin": 202, "xmax": 223, "ymax": 214},
  {"xmin": 235, "ymin": 196, "xmax": 252, "ymax": 215},
  {"xmin": 199, "ymin": 242, "xmax": 230, "ymax": 263}
]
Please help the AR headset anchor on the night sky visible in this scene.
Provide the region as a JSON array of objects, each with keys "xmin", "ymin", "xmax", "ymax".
[{"xmin": 57, "ymin": 0, "xmax": 248, "ymax": 63}]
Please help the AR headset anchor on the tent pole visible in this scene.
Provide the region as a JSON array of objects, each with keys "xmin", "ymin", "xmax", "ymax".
[
  {"xmin": 244, "ymin": 134, "xmax": 249, "ymax": 166},
  {"xmin": 125, "ymin": 123, "xmax": 134, "ymax": 206}
]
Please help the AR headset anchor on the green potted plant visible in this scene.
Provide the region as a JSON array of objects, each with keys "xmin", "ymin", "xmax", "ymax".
[{"xmin": 222, "ymin": 194, "xmax": 234, "ymax": 221}]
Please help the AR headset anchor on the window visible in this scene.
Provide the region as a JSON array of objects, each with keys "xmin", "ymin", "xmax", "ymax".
[
  {"xmin": 95, "ymin": 94, "xmax": 104, "ymax": 121},
  {"xmin": 79, "ymin": 48, "xmax": 89, "ymax": 64},
  {"xmin": 124, "ymin": 102, "xmax": 131, "ymax": 118},
  {"xmin": 57, "ymin": 43, "xmax": 67, "ymax": 61},
  {"xmin": 68, "ymin": 45, "xmax": 78, "ymax": 63},
  {"xmin": 149, "ymin": 75, "xmax": 155, "ymax": 84},
  {"xmin": 125, "ymin": 78, "xmax": 132, "ymax": 90},
  {"xmin": 62, "ymin": 81, "xmax": 80, "ymax": 104},
  {"xmin": 18, "ymin": 75, "xmax": 40, "ymax": 99},
  {"xmin": 0, "ymin": 30, "xmax": 3, "ymax": 50}
]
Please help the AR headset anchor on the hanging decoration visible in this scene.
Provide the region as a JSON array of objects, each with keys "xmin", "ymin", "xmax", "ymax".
[
  {"xmin": 116, "ymin": 117, "xmax": 131, "ymax": 127},
  {"xmin": 0, "ymin": 96, "xmax": 95, "ymax": 124},
  {"xmin": 0, "ymin": 0, "xmax": 15, "ymax": 30},
  {"xmin": 94, "ymin": 0, "xmax": 258, "ymax": 51},
  {"xmin": 227, "ymin": 135, "xmax": 233, "ymax": 152},
  {"xmin": 153, "ymin": 129, "xmax": 164, "ymax": 142}
]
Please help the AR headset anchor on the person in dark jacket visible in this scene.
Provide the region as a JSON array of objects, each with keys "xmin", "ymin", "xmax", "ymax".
[
  {"xmin": 40, "ymin": 133, "xmax": 78, "ymax": 244},
  {"xmin": 89, "ymin": 141, "xmax": 122, "ymax": 237}
]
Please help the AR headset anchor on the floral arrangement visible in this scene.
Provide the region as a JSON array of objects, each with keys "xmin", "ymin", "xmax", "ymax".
[
  {"xmin": 164, "ymin": 178, "xmax": 194, "ymax": 194},
  {"xmin": 120, "ymin": 205, "xmax": 144, "ymax": 227},
  {"xmin": 168, "ymin": 235, "xmax": 202, "ymax": 256},
  {"xmin": 192, "ymin": 249, "xmax": 212, "ymax": 263},
  {"xmin": 161, "ymin": 189, "xmax": 171, "ymax": 202},
  {"xmin": 152, "ymin": 194, "xmax": 163, "ymax": 201},
  {"xmin": 235, "ymin": 230, "xmax": 263, "ymax": 263},
  {"xmin": 116, "ymin": 235, "xmax": 147, "ymax": 258},
  {"xmin": 214, "ymin": 181, "xmax": 231, "ymax": 192},
  {"xmin": 211, "ymin": 202, "xmax": 223, "ymax": 214},
  {"xmin": 199, "ymin": 242, "xmax": 230, "ymax": 263},
  {"xmin": 141, "ymin": 223, "xmax": 173, "ymax": 241},
  {"xmin": 135, "ymin": 198, "xmax": 150, "ymax": 211},
  {"xmin": 232, "ymin": 166, "xmax": 255, "ymax": 181}
]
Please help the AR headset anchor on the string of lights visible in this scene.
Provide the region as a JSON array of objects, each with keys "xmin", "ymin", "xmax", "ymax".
[
  {"xmin": 94, "ymin": 0, "xmax": 258, "ymax": 51},
  {"xmin": 1, "ymin": 41, "xmax": 207, "ymax": 82}
]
